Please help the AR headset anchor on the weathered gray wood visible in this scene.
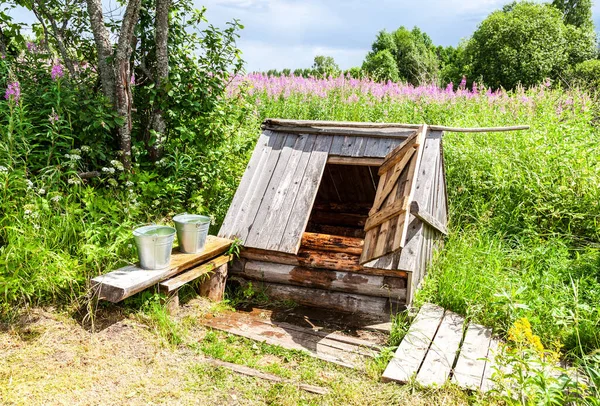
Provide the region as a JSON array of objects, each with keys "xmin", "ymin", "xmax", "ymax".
[
  {"xmin": 263, "ymin": 135, "xmax": 317, "ymax": 250},
  {"xmin": 256, "ymin": 281, "xmax": 400, "ymax": 316},
  {"xmin": 327, "ymin": 156, "xmax": 384, "ymax": 166},
  {"xmin": 198, "ymin": 262, "xmax": 228, "ymax": 301},
  {"xmin": 204, "ymin": 358, "xmax": 330, "ymax": 395},
  {"xmin": 328, "ymin": 135, "xmax": 346, "ymax": 155},
  {"xmin": 159, "ymin": 254, "xmax": 231, "ymax": 293},
  {"xmin": 453, "ymin": 323, "xmax": 493, "ymax": 390},
  {"xmin": 245, "ymin": 133, "xmax": 304, "ymax": 247},
  {"xmin": 236, "ymin": 133, "xmax": 291, "ymax": 243},
  {"xmin": 279, "ymin": 135, "xmax": 333, "ymax": 253},
  {"xmin": 233, "ymin": 260, "xmax": 407, "ymax": 299},
  {"xmin": 262, "ymin": 125, "xmax": 416, "ymax": 139},
  {"xmin": 480, "ymin": 338, "xmax": 500, "ymax": 392},
  {"xmin": 410, "ymin": 201, "xmax": 448, "ymax": 235},
  {"xmin": 382, "ymin": 303, "xmax": 445, "ymax": 383},
  {"xmin": 91, "ymin": 236, "xmax": 232, "ymax": 302},
  {"xmin": 219, "ymin": 131, "xmax": 273, "ymax": 240},
  {"xmin": 416, "ymin": 311, "xmax": 465, "ymax": 386}
]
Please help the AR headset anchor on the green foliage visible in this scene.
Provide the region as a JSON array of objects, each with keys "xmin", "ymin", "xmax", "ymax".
[
  {"xmin": 366, "ymin": 27, "xmax": 439, "ymax": 85},
  {"xmin": 362, "ymin": 49, "xmax": 400, "ymax": 82},
  {"xmin": 571, "ymin": 59, "xmax": 600, "ymax": 91},
  {"xmin": 552, "ymin": 0, "xmax": 594, "ymax": 28},
  {"xmin": 311, "ymin": 55, "xmax": 340, "ymax": 78}
]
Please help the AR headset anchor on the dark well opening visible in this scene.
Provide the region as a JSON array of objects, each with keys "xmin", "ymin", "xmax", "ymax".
[{"xmin": 305, "ymin": 164, "xmax": 380, "ymax": 239}]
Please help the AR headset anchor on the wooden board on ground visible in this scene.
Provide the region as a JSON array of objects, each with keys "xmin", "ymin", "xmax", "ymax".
[
  {"xmin": 416, "ymin": 310, "xmax": 465, "ymax": 386},
  {"xmin": 480, "ymin": 338, "xmax": 500, "ymax": 392},
  {"xmin": 91, "ymin": 236, "xmax": 232, "ymax": 302},
  {"xmin": 201, "ymin": 308, "xmax": 382, "ymax": 369},
  {"xmin": 453, "ymin": 323, "xmax": 493, "ymax": 390},
  {"xmin": 382, "ymin": 303, "xmax": 445, "ymax": 383}
]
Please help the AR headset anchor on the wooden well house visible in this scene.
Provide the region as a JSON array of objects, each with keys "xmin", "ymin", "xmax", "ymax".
[{"xmin": 219, "ymin": 119, "xmax": 448, "ymax": 317}]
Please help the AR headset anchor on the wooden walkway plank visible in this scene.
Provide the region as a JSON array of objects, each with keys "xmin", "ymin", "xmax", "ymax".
[
  {"xmin": 453, "ymin": 323, "xmax": 493, "ymax": 390},
  {"xmin": 480, "ymin": 338, "xmax": 500, "ymax": 392},
  {"xmin": 416, "ymin": 310, "xmax": 465, "ymax": 386},
  {"xmin": 382, "ymin": 303, "xmax": 445, "ymax": 383}
]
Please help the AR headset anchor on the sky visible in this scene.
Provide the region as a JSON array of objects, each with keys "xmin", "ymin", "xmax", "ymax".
[{"xmin": 7, "ymin": 0, "xmax": 600, "ymax": 72}]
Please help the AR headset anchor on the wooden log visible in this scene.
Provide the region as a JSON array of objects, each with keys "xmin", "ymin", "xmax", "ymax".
[
  {"xmin": 410, "ymin": 201, "xmax": 448, "ymax": 235},
  {"xmin": 307, "ymin": 223, "xmax": 366, "ymax": 238},
  {"xmin": 159, "ymin": 254, "xmax": 231, "ymax": 293},
  {"xmin": 327, "ymin": 156, "xmax": 384, "ymax": 166},
  {"xmin": 199, "ymin": 263, "xmax": 228, "ymax": 301},
  {"xmin": 309, "ymin": 210, "xmax": 367, "ymax": 227},
  {"xmin": 300, "ymin": 232, "xmax": 364, "ymax": 255},
  {"xmin": 232, "ymin": 260, "xmax": 406, "ymax": 300},
  {"xmin": 204, "ymin": 358, "xmax": 329, "ymax": 395},
  {"xmin": 312, "ymin": 202, "xmax": 372, "ymax": 214},
  {"xmin": 249, "ymin": 280, "xmax": 404, "ymax": 316},
  {"xmin": 164, "ymin": 291, "xmax": 179, "ymax": 315},
  {"xmin": 240, "ymin": 247, "xmax": 407, "ymax": 278},
  {"xmin": 91, "ymin": 236, "xmax": 233, "ymax": 303}
]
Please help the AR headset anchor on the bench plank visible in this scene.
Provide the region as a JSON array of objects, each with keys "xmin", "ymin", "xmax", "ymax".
[
  {"xmin": 159, "ymin": 254, "xmax": 232, "ymax": 293},
  {"xmin": 91, "ymin": 236, "xmax": 232, "ymax": 302}
]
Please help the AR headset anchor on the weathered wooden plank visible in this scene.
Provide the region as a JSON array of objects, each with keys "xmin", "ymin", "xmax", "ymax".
[
  {"xmin": 377, "ymin": 130, "xmax": 419, "ymax": 175},
  {"xmin": 159, "ymin": 254, "xmax": 231, "ymax": 293},
  {"xmin": 262, "ymin": 124, "xmax": 416, "ymax": 139},
  {"xmin": 312, "ymin": 202, "xmax": 372, "ymax": 214},
  {"xmin": 204, "ymin": 358, "xmax": 329, "ymax": 395},
  {"xmin": 369, "ymin": 148, "xmax": 415, "ymax": 215},
  {"xmin": 328, "ymin": 135, "xmax": 346, "ymax": 155},
  {"xmin": 364, "ymin": 197, "xmax": 408, "ymax": 232},
  {"xmin": 310, "ymin": 211, "xmax": 367, "ymax": 228},
  {"xmin": 382, "ymin": 303, "xmax": 445, "ymax": 383},
  {"xmin": 300, "ymin": 232, "xmax": 364, "ymax": 255},
  {"xmin": 219, "ymin": 131, "xmax": 272, "ymax": 239},
  {"xmin": 233, "ymin": 260, "xmax": 407, "ymax": 299},
  {"xmin": 245, "ymin": 133, "xmax": 305, "ymax": 247},
  {"xmin": 279, "ymin": 135, "xmax": 333, "ymax": 253},
  {"xmin": 92, "ymin": 236, "xmax": 233, "ymax": 302},
  {"xmin": 480, "ymin": 338, "xmax": 500, "ymax": 392},
  {"xmin": 256, "ymin": 282, "xmax": 401, "ymax": 316},
  {"xmin": 453, "ymin": 323, "xmax": 493, "ymax": 390},
  {"xmin": 410, "ymin": 201, "xmax": 448, "ymax": 235},
  {"xmin": 198, "ymin": 263, "xmax": 228, "ymax": 301},
  {"xmin": 327, "ymin": 156, "xmax": 384, "ymax": 166},
  {"xmin": 307, "ymin": 223, "xmax": 365, "ymax": 239},
  {"xmin": 263, "ymin": 135, "xmax": 317, "ymax": 250},
  {"xmin": 416, "ymin": 310, "xmax": 465, "ymax": 386}
]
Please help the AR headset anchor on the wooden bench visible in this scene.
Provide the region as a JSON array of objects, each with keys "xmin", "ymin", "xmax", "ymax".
[{"xmin": 91, "ymin": 235, "xmax": 233, "ymax": 312}]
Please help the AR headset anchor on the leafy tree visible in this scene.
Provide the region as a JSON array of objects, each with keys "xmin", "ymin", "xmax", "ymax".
[
  {"xmin": 571, "ymin": 59, "xmax": 600, "ymax": 90},
  {"xmin": 344, "ymin": 66, "xmax": 365, "ymax": 79},
  {"xmin": 362, "ymin": 49, "xmax": 399, "ymax": 82},
  {"xmin": 468, "ymin": 2, "xmax": 571, "ymax": 89},
  {"xmin": 365, "ymin": 27, "xmax": 439, "ymax": 85},
  {"xmin": 552, "ymin": 0, "xmax": 593, "ymax": 28},
  {"xmin": 311, "ymin": 55, "xmax": 340, "ymax": 77},
  {"xmin": 438, "ymin": 42, "xmax": 471, "ymax": 87}
]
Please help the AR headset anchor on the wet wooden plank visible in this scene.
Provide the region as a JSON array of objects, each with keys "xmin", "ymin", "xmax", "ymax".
[
  {"xmin": 382, "ymin": 303, "xmax": 445, "ymax": 383},
  {"xmin": 416, "ymin": 310, "xmax": 465, "ymax": 386},
  {"xmin": 92, "ymin": 236, "xmax": 233, "ymax": 302},
  {"xmin": 279, "ymin": 136, "xmax": 333, "ymax": 253},
  {"xmin": 453, "ymin": 323, "xmax": 493, "ymax": 390}
]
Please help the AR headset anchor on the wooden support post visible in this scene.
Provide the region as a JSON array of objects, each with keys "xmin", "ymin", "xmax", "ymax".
[
  {"xmin": 164, "ymin": 290, "xmax": 179, "ymax": 315},
  {"xmin": 199, "ymin": 263, "xmax": 228, "ymax": 301}
]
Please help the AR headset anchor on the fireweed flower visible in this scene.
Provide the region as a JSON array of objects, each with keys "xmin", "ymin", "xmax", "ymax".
[
  {"xmin": 4, "ymin": 81, "xmax": 21, "ymax": 104},
  {"xmin": 26, "ymin": 42, "xmax": 36, "ymax": 52},
  {"xmin": 51, "ymin": 64, "xmax": 64, "ymax": 80},
  {"xmin": 49, "ymin": 109, "xmax": 60, "ymax": 124}
]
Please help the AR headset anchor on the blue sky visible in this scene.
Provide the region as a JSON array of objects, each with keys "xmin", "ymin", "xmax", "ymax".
[{"xmin": 7, "ymin": 0, "xmax": 600, "ymax": 71}]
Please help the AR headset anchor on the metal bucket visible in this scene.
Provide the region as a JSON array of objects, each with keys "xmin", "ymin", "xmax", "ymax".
[
  {"xmin": 133, "ymin": 225, "xmax": 176, "ymax": 270},
  {"xmin": 173, "ymin": 214, "xmax": 211, "ymax": 254}
]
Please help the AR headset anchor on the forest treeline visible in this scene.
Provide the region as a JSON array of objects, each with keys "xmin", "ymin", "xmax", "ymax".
[{"xmin": 263, "ymin": 1, "xmax": 600, "ymax": 90}]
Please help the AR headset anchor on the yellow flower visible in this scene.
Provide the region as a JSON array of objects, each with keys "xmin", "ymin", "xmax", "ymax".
[{"xmin": 508, "ymin": 317, "xmax": 545, "ymax": 356}]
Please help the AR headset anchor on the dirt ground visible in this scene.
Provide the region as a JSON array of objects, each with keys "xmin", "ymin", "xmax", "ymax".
[{"xmin": 0, "ymin": 298, "xmax": 476, "ymax": 406}]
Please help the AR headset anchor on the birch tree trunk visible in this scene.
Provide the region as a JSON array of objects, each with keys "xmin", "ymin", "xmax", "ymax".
[
  {"xmin": 85, "ymin": 0, "xmax": 141, "ymax": 170},
  {"xmin": 149, "ymin": 0, "xmax": 170, "ymax": 161}
]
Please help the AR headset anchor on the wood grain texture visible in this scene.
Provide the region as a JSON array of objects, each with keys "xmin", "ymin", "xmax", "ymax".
[
  {"xmin": 410, "ymin": 201, "xmax": 448, "ymax": 235},
  {"xmin": 327, "ymin": 156, "xmax": 384, "ymax": 166},
  {"xmin": 198, "ymin": 263, "xmax": 228, "ymax": 301},
  {"xmin": 382, "ymin": 303, "xmax": 445, "ymax": 383},
  {"xmin": 416, "ymin": 310, "xmax": 465, "ymax": 386},
  {"xmin": 159, "ymin": 254, "xmax": 231, "ymax": 293},
  {"xmin": 232, "ymin": 260, "xmax": 407, "ymax": 299},
  {"xmin": 92, "ymin": 236, "xmax": 232, "ymax": 302},
  {"xmin": 453, "ymin": 323, "xmax": 493, "ymax": 390},
  {"xmin": 301, "ymin": 232, "xmax": 364, "ymax": 255}
]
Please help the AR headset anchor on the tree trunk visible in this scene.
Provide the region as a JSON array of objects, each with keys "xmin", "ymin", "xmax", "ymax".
[
  {"xmin": 149, "ymin": 0, "xmax": 170, "ymax": 161},
  {"xmin": 85, "ymin": 0, "xmax": 116, "ymax": 105}
]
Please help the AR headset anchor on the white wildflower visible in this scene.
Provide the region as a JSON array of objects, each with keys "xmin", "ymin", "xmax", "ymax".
[
  {"xmin": 38, "ymin": 188, "xmax": 46, "ymax": 195},
  {"xmin": 125, "ymin": 181, "xmax": 134, "ymax": 187},
  {"xmin": 26, "ymin": 179, "xmax": 34, "ymax": 189},
  {"xmin": 68, "ymin": 178, "xmax": 81, "ymax": 185},
  {"xmin": 51, "ymin": 195, "xmax": 62, "ymax": 202},
  {"xmin": 108, "ymin": 178, "xmax": 118, "ymax": 187},
  {"xmin": 110, "ymin": 160, "xmax": 124, "ymax": 171},
  {"xmin": 69, "ymin": 154, "xmax": 81, "ymax": 161},
  {"xmin": 33, "ymin": 224, "xmax": 40, "ymax": 230},
  {"xmin": 81, "ymin": 146, "xmax": 90, "ymax": 153},
  {"xmin": 0, "ymin": 165, "xmax": 8, "ymax": 173},
  {"xmin": 24, "ymin": 209, "xmax": 32, "ymax": 216},
  {"xmin": 209, "ymin": 214, "xmax": 216, "ymax": 225},
  {"xmin": 64, "ymin": 153, "xmax": 71, "ymax": 159}
]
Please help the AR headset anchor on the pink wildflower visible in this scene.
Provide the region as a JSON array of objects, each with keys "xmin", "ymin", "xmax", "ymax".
[
  {"xmin": 459, "ymin": 76, "xmax": 467, "ymax": 90},
  {"xmin": 4, "ymin": 81, "xmax": 20, "ymax": 104},
  {"xmin": 51, "ymin": 64, "xmax": 64, "ymax": 80},
  {"xmin": 49, "ymin": 109, "xmax": 59, "ymax": 124}
]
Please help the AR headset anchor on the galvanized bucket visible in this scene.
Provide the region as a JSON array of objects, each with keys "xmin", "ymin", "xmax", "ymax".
[
  {"xmin": 133, "ymin": 225, "xmax": 176, "ymax": 270},
  {"xmin": 173, "ymin": 214, "xmax": 211, "ymax": 254}
]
